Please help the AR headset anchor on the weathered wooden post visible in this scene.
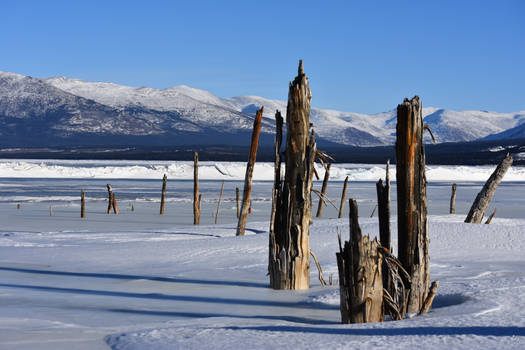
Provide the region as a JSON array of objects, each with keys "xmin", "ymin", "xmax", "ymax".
[
  {"xmin": 269, "ymin": 110, "xmax": 284, "ymax": 236},
  {"xmin": 395, "ymin": 96, "xmax": 432, "ymax": 314},
  {"xmin": 449, "ymin": 183, "xmax": 457, "ymax": 214},
  {"xmin": 465, "ymin": 153, "xmax": 513, "ymax": 223},
  {"xmin": 376, "ymin": 161, "xmax": 391, "ymax": 299},
  {"xmin": 193, "ymin": 152, "xmax": 200, "ymax": 225},
  {"xmin": 160, "ymin": 174, "xmax": 167, "ymax": 215},
  {"xmin": 268, "ymin": 60, "xmax": 316, "ymax": 290},
  {"xmin": 316, "ymin": 163, "xmax": 331, "ymax": 218},
  {"xmin": 235, "ymin": 187, "xmax": 240, "ymax": 219},
  {"xmin": 215, "ymin": 180, "xmax": 224, "ymax": 224},
  {"xmin": 376, "ymin": 161, "xmax": 391, "ymax": 252},
  {"xmin": 237, "ymin": 107, "xmax": 264, "ymax": 236},
  {"xmin": 337, "ymin": 199, "xmax": 384, "ymax": 323},
  {"xmin": 112, "ymin": 191, "xmax": 119, "ymax": 215},
  {"xmin": 49, "ymin": 206, "xmax": 53, "ymax": 216},
  {"xmin": 81, "ymin": 190, "xmax": 85, "ymax": 218},
  {"xmin": 107, "ymin": 184, "xmax": 113, "ymax": 214},
  {"xmin": 338, "ymin": 176, "xmax": 349, "ymax": 218},
  {"xmin": 485, "ymin": 208, "xmax": 496, "ymax": 224},
  {"xmin": 106, "ymin": 184, "xmax": 118, "ymax": 215}
]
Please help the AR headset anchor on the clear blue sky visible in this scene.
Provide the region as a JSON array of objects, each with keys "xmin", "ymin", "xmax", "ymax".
[{"xmin": 1, "ymin": 0, "xmax": 524, "ymax": 113}]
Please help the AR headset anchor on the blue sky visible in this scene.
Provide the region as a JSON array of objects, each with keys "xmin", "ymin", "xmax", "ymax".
[{"xmin": 1, "ymin": 0, "xmax": 524, "ymax": 113}]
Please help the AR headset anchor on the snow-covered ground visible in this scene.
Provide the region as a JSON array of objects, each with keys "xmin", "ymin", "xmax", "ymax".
[
  {"xmin": 1, "ymin": 161, "xmax": 524, "ymax": 349},
  {"xmin": 1, "ymin": 159, "xmax": 525, "ymax": 182}
]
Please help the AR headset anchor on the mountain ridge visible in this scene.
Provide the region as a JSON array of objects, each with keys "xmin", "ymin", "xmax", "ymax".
[{"xmin": 2, "ymin": 70, "xmax": 525, "ymax": 148}]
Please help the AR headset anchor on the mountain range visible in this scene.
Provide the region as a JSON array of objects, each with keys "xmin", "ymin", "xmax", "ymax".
[{"xmin": 1, "ymin": 70, "xmax": 525, "ymax": 149}]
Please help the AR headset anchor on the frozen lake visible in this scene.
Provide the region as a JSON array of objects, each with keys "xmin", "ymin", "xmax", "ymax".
[
  {"xmin": 1, "ymin": 176, "xmax": 524, "ymax": 234},
  {"xmin": 0, "ymin": 160, "xmax": 524, "ymax": 349}
]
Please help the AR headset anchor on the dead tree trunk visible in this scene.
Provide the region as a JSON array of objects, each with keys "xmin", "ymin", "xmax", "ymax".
[
  {"xmin": 316, "ymin": 163, "xmax": 331, "ymax": 218},
  {"xmin": 465, "ymin": 153, "xmax": 513, "ymax": 223},
  {"xmin": 450, "ymin": 183, "xmax": 457, "ymax": 214},
  {"xmin": 193, "ymin": 152, "xmax": 200, "ymax": 225},
  {"xmin": 237, "ymin": 107, "xmax": 264, "ymax": 236},
  {"xmin": 395, "ymin": 96, "xmax": 431, "ymax": 314},
  {"xmin": 81, "ymin": 190, "xmax": 85, "ymax": 218},
  {"xmin": 338, "ymin": 176, "xmax": 349, "ymax": 218},
  {"xmin": 337, "ymin": 199, "xmax": 384, "ymax": 323},
  {"xmin": 160, "ymin": 174, "xmax": 167, "ymax": 215},
  {"xmin": 269, "ymin": 60, "xmax": 316, "ymax": 290},
  {"xmin": 215, "ymin": 180, "xmax": 224, "ymax": 224},
  {"xmin": 485, "ymin": 208, "xmax": 496, "ymax": 224},
  {"xmin": 269, "ymin": 110, "xmax": 284, "ymax": 236}
]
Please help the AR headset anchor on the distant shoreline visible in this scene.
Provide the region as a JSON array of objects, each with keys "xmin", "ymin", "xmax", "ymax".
[{"xmin": 0, "ymin": 138, "xmax": 523, "ymax": 165}]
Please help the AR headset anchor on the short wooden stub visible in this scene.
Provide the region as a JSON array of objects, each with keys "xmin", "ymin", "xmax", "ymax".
[
  {"xmin": 237, "ymin": 107, "xmax": 264, "ymax": 236},
  {"xmin": 338, "ymin": 176, "xmax": 349, "ymax": 218},
  {"xmin": 395, "ymin": 96, "xmax": 431, "ymax": 314},
  {"xmin": 465, "ymin": 153, "xmax": 513, "ymax": 223},
  {"xmin": 160, "ymin": 174, "xmax": 167, "ymax": 215},
  {"xmin": 337, "ymin": 199, "xmax": 384, "ymax": 323},
  {"xmin": 80, "ymin": 190, "xmax": 85, "ymax": 218},
  {"xmin": 316, "ymin": 163, "xmax": 331, "ymax": 218},
  {"xmin": 269, "ymin": 60, "xmax": 315, "ymax": 290},
  {"xmin": 193, "ymin": 152, "xmax": 200, "ymax": 225},
  {"xmin": 450, "ymin": 183, "xmax": 457, "ymax": 214}
]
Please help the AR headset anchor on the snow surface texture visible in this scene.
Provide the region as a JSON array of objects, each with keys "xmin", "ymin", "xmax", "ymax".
[
  {"xmin": 0, "ymin": 162, "xmax": 524, "ymax": 349},
  {"xmin": 2, "ymin": 71, "xmax": 525, "ymax": 146},
  {"xmin": 1, "ymin": 159, "xmax": 525, "ymax": 182}
]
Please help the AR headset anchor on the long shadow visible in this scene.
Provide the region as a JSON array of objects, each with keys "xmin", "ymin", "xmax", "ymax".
[
  {"xmin": 105, "ymin": 308, "xmax": 334, "ymax": 325},
  {"xmin": 0, "ymin": 266, "xmax": 267, "ymax": 288},
  {"xmin": 0, "ymin": 283, "xmax": 338, "ymax": 310},
  {"xmin": 223, "ymin": 325, "xmax": 525, "ymax": 337}
]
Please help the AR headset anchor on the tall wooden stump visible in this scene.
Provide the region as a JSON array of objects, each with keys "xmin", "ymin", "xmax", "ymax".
[
  {"xmin": 465, "ymin": 153, "xmax": 513, "ymax": 223},
  {"xmin": 337, "ymin": 199, "xmax": 384, "ymax": 323},
  {"xmin": 269, "ymin": 60, "xmax": 316, "ymax": 290},
  {"xmin": 338, "ymin": 176, "xmax": 349, "ymax": 218},
  {"xmin": 449, "ymin": 183, "xmax": 457, "ymax": 214},
  {"xmin": 80, "ymin": 190, "xmax": 85, "ymax": 218},
  {"xmin": 193, "ymin": 152, "xmax": 200, "ymax": 225},
  {"xmin": 160, "ymin": 174, "xmax": 167, "ymax": 215},
  {"xmin": 316, "ymin": 163, "xmax": 331, "ymax": 218},
  {"xmin": 237, "ymin": 107, "xmax": 264, "ymax": 236},
  {"xmin": 395, "ymin": 96, "xmax": 431, "ymax": 314}
]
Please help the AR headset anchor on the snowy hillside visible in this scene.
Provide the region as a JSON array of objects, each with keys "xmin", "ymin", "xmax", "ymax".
[{"xmin": 1, "ymin": 71, "xmax": 525, "ymax": 147}]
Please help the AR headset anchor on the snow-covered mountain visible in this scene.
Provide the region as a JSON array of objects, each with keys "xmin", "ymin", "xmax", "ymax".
[{"xmin": 2, "ymin": 70, "xmax": 525, "ymax": 148}]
